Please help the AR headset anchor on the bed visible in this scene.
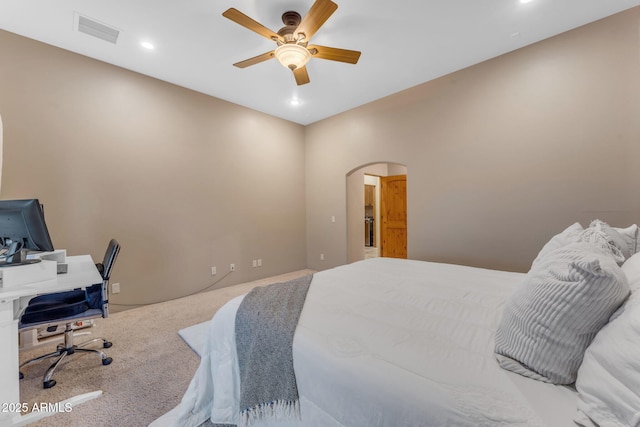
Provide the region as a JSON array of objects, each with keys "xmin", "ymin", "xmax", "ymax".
[{"xmin": 151, "ymin": 220, "xmax": 640, "ymax": 427}]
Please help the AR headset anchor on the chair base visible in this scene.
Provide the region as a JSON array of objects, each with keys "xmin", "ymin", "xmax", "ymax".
[{"xmin": 19, "ymin": 324, "xmax": 112, "ymax": 389}]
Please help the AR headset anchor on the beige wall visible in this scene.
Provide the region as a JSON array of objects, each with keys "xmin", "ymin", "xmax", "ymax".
[
  {"xmin": 0, "ymin": 114, "xmax": 3, "ymax": 192},
  {"xmin": 0, "ymin": 30, "xmax": 307, "ymax": 309},
  {"xmin": 306, "ymin": 7, "xmax": 640, "ymax": 273},
  {"xmin": 1, "ymin": 7, "xmax": 639, "ymax": 307}
]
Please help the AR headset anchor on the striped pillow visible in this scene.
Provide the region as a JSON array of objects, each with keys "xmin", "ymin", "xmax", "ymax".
[
  {"xmin": 495, "ymin": 242, "xmax": 630, "ymax": 384},
  {"xmin": 531, "ymin": 222, "xmax": 583, "ymax": 268}
]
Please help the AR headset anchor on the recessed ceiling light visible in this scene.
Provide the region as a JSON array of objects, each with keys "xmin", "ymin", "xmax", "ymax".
[
  {"xmin": 520, "ymin": 0, "xmax": 533, "ymax": 3},
  {"xmin": 289, "ymin": 98, "xmax": 302, "ymax": 106},
  {"xmin": 141, "ymin": 41, "xmax": 155, "ymax": 50}
]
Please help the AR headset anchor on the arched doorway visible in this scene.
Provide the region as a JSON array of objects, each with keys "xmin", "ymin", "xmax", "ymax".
[{"xmin": 346, "ymin": 162, "xmax": 407, "ymax": 263}]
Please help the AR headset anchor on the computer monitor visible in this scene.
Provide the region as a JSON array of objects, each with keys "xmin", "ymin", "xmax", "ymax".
[{"xmin": 0, "ymin": 199, "xmax": 54, "ymax": 266}]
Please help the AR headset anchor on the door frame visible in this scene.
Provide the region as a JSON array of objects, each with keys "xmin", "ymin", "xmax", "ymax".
[{"xmin": 346, "ymin": 162, "xmax": 407, "ymax": 263}]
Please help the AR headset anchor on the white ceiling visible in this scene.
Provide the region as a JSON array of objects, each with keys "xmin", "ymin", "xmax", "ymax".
[{"xmin": 1, "ymin": 0, "xmax": 639, "ymax": 125}]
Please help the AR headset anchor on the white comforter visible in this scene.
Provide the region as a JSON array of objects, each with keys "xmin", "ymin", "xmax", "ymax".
[{"xmin": 167, "ymin": 258, "xmax": 565, "ymax": 426}]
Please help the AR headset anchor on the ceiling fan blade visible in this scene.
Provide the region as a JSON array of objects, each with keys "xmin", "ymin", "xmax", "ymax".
[
  {"xmin": 295, "ymin": 0, "xmax": 338, "ymax": 42},
  {"xmin": 223, "ymin": 8, "xmax": 282, "ymax": 42},
  {"xmin": 307, "ymin": 45, "xmax": 361, "ymax": 64},
  {"xmin": 233, "ymin": 51, "xmax": 275, "ymax": 68},
  {"xmin": 293, "ymin": 66, "xmax": 310, "ymax": 85}
]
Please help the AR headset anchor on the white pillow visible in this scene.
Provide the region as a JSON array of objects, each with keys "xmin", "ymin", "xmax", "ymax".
[
  {"xmin": 622, "ymin": 251, "xmax": 640, "ymax": 291},
  {"xmin": 495, "ymin": 242, "xmax": 630, "ymax": 384},
  {"xmin": 531, "ymin": 222, "xmax": 583, "ymax": 268},
  {"xmin": 575, "ymin": 292, "xmax": 640, "ymax": 426},
  {"xmin": 614, "ymin": 224, "xmax": 639, "ymax": 257}
]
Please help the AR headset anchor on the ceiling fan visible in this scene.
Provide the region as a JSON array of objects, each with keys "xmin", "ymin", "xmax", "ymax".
[{"xmin": 222, "ymin": 0, "xmax": 361, "ymax": 85}]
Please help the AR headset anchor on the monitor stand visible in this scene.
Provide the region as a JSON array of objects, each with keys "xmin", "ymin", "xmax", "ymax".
[{"xmin": 1, "ymin": 245, "xmax": 41, "ymax": 267}]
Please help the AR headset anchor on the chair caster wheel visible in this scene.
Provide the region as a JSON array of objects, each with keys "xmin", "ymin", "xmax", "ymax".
[
  {"xmin": 19, "ymin": 371, "xmax": 24, "ymax": 380},
  {"xmin": 44, "ymin": 379, "xmax": 56, "ymax": 389},
  {"xmin": 103, "ymin": 341, "xmax": 112, "ymax": 348},
  {"xmin": 103, "ymin": 357, "xmax": 113, "ymax": 365}
]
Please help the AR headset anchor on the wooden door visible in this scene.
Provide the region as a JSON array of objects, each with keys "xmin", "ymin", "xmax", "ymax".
[{"xmin": 380, "ymin": 175, "xmax": 407, "ymax": 258}]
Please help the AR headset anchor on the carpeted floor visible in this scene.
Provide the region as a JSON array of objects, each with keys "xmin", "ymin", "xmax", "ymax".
[{"xmin": 18, "ymin": 269, "xmax": 314, "ymax": 427}]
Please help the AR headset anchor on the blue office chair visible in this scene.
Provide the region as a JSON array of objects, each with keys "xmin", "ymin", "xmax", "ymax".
[{"xmin": 18, "ymin": 239, "xmax": 121, "ymax": 389}]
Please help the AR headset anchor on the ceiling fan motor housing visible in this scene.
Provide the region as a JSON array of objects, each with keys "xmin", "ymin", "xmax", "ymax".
[
  {"xmin": 278, "ymin": 11, "xmax": 304, "ymax": 43},
  {"xmin": 281, "ymin": 11, "xmax": 301, "ymax": 26}
]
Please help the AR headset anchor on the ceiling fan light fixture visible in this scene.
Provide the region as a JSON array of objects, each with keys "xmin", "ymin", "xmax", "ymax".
[{"xmin": 274, "ymin": 43, "xmax": 311, "ymax": 70}]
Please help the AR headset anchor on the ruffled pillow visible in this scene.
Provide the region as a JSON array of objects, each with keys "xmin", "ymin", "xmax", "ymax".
[
  {"xmin": 532, "ymin": 221, "xmax": 638, "ymax": 269},
  {"xmin": 588, "ymin": 220, "xmax": 632, "ymax": 261},
  {"xmin": 578, "ymin": 223, "xmax": 625, "ymax": 264}
]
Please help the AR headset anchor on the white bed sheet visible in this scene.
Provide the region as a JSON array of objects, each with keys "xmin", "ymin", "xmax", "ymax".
[{"xmin": 152, "ymin": 258, "xmax": 579, "ymax": 427}]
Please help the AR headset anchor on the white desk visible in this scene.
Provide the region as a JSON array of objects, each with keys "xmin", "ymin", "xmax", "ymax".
[{"xmin": 0, "ymin": 255, "xmax": 103, "ymax": 426}]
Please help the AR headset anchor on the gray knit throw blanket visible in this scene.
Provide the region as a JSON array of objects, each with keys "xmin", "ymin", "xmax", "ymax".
[{"xmin": 222, "ymin": 274, "xmax": 312, "ymax": 427}]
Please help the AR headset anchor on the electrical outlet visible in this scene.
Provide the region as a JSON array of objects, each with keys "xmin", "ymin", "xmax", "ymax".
[
  {"xmin": 252, "ymin": 260, "xmax": 257, "ymax": 268},
  {"xmin": 257, "ymin": 259, "xmax": 262, "ymax": 267},
  {"xmin": 230, "ymin": 263, "xmax": 235, "ymax": 272},
  {"xmin": 320, "ymin": 253, "xmax": 325, "ymax": 261},
  {"xmin": 111, "ymin": 282, "xmax": 121, "ymax": 294},
  {"xmin": 211, "ymin": 266, "xmax": 217, "ymax": 275}
]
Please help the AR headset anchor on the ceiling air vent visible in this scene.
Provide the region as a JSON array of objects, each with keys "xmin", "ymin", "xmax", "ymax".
[{"xmin": 77, "ymin": 14, "xmax": 120, "ymax": 44}]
